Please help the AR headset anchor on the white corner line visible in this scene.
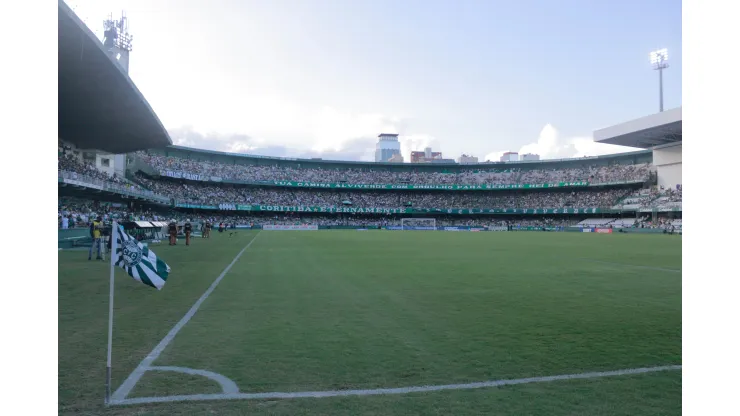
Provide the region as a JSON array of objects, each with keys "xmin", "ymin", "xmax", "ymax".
[
  {"xmin": 110, "ymin": 364, "xmax": 681, "ymax": 406},
  {"xmin": 148, "ymin": 366, "xmax": 240, "ymax": 394},
  {"xmin": 111, "ymin": 231, "xmax": 261, "ymax": 401}
]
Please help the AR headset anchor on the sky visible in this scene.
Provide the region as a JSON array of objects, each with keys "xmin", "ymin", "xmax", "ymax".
[{"xmin": 65, "ymin": 0, "xmax": 682, "ymax": 162}]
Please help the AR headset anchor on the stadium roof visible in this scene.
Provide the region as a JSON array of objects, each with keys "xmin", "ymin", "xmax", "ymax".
[
  {"xmin": 593, "ymin": 107, "xmax": 682, "ymax": 149},
  {"xmin": 58, "ymin": 0, "xmax": 171, "ymax": 154}
]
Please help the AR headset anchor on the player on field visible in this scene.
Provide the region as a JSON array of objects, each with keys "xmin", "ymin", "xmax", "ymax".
[
  {"xmin": 168, "ymin": 219, "xmax": 178, "ymax": 245},
  {"xmin": 204, "ymin": 220, "xmax": 212, "ymax": 238},
  {"xmin": 184, "ymin": 219, "xmax": 193, "ymax": 246}
]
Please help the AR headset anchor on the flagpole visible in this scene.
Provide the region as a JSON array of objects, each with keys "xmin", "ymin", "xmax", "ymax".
[{"xmin": 105, "ymin": 221, "xmax": 119, "ymax": 405}]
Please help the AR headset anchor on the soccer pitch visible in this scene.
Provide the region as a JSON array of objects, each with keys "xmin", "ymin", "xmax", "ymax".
[{"xmin": 59, "ymin": 230, "xmax": 681, "ymax": 415}]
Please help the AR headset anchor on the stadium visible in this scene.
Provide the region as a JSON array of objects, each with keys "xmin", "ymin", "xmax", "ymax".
[{"xmin": 58, "ymin": 1, "xmax": 681, "ymax": 415}]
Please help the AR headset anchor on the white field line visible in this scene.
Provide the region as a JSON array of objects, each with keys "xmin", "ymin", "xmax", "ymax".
[
  {"xmin": 580, "ymin": 258, "xmax": 681, "ymax": 274},
  {"xmin": 111, "ymin": 231, "xmax": 262, "ymax": 401},
  {"xmin": 148, "ymin": 366, "xmax": 240, "ymax": 394},
  {"xmin": 110, "ymin": 364, "xmax": 681, "ymax": 406}
]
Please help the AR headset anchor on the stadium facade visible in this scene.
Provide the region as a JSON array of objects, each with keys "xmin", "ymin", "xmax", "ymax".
[{"xmin": 594, "ymin": 107, "xmax": 682, "ymax": 190}]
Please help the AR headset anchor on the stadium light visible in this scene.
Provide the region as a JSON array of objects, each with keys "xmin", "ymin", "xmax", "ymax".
[{"xmin": 650, "ymin": 48, "xmax": 669, "ymax": 112}]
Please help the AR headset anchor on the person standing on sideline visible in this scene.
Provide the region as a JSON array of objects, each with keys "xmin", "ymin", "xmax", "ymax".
[
  {"xmin": 61, "ymin": 215, "xmax": 69, "ymax": 230},
  {"xmin": 184, "ymin": 219, "xmax": 193, "ymax": 246},
  {"xmin": 88, "ymin": 216, "xmax": 102, "ymax": 261},
  {"xmin": 168, "ymin": 219, "xmax": 178, "ymax": 245}
]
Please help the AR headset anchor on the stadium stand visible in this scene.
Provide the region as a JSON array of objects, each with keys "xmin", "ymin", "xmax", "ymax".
[
  {"xmin": 58, "ymin": 156, "xmax": 170, "ymax": 204},
  {"xmin": 651, "ymin": 187, "xmax": 682, "ymax": 209},
  {"xmin": 59, "ymin": 196, "xmax": 589, "ymax": 230},
  {"xmin": 60, "ymin": 140, "xmax": 684, "ymax": 235},
  {"xmin": 612, "ymin": 188, "xmax": 654, "ymax": 209},
  {"xmin": 132, "ymin": 178, "xmax": 632, "ymax": 209},
  {"xmin": 136, "ymin": 151, "xmax": 652, "ymax": 185}
]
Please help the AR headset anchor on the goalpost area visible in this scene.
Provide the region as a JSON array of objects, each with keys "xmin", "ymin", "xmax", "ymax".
[{"xmin": 400, "ymin": 218, "xmax": 437, "ymax": 230}]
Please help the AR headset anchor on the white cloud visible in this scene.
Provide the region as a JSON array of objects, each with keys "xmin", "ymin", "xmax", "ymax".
[
  {"xmin": 167, "ymin": 126, "xmax": 379, "ymax": 161},
  {"xmin": 225, "ymin": 141, "xmax": 259, "ymax": 154},
  {"xmin": 398, "ymin": 134, "xmax": 442, "ymax": 161},
  {"xmin": 483, "ymin": 151, "xmax": 506, "ymax": 162},
  {"xmin": 519, "ymin": 124, "xmax": 560, "ymax": 158},
  {"xmin": 484, "ymin": 124, "xmax": 642, "ymax": 162},
  {"xmin": 167, "ymin": 105, "xmax": 446, "ymax": 162},
  {"xmin": 309, "ymin": 106, "xmax": 400, "ymax": 152}
]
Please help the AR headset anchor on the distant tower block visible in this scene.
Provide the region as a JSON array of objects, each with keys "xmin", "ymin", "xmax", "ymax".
[
  {"xmin": 375, "ymin": 133, "xmax": 401, "ymax": 162},
  {"xmin": 103, "ymin": 11, "xmax": 133, "ymax": 73}
]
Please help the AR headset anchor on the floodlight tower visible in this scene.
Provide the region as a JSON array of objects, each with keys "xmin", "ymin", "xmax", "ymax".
[
  {"xmin": 650, "ymin": 48, "xmax": 669, "ymax": 112},
  {"xmin": 102, "ymin": 12, "xmax": 134, "ymax": 179},
  {"xmin": 103, "ymin": 12, "xmax": 133, "ymax": 74}
]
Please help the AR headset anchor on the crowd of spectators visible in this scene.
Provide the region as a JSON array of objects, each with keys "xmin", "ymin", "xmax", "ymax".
[
  {"xmin": 135, "ymin": 176, "xmax": 631, "ymax": 209},
  {"xmin": 58, "ymin": 148, "xmax": 665, "ymax": 233},
  {"xmin": 661, "ymin": 187, "xmax": 682, "ymax": 203},
  {"xmin": 58, "ymin": 198, "xmax": 180, "ymax": 229},
  {"xmin": 174, "ymin": 214, "xmax": 580, "ymax": 228},
  {"xmin": 59, "ymin": 197, "xmax": 601, "ymax": 229},
  {"xmin": 58, "ymin": 154, "xmax": 124, "ymax": 185},
  {"xmin": 635, "ymin": 185, "xmax": 683, "ymax": 208},
  {"xmin": 58, "ymin": 154, "xmax": 153, "ymax": 193},
  {"xmin": 517, "ymin": 163, "xmax": 649, "ymax": 184},
  {"xmin": 234, "ymin": 215, "xmax": 580, "ymax": 228},
  {"xmin": 137, "ymin": 152, "xmax": 651, "ymax": 185},
  {"xmin": 639, "ymin": 216, "xmax": 682, "ymax": 230}
]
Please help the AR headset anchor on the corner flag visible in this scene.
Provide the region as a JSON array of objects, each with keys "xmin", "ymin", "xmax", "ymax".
[
  {"xmin": 111, "ymin": 223, "xmax": 171, "ymax": 290},
  {"xmin": 106, "ymin": 221, "xmax": 172, "ymax": 404}
]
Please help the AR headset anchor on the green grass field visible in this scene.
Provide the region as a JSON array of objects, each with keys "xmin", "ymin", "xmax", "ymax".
[{"xmin": 59, "ymin": 230, "xmax": 682, "ymax": 415}]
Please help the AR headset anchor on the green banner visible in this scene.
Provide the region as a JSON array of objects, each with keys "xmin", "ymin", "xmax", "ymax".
[
  {"xmin": 511, "ymin": 226, "xmax": 561, "ymax": 231},
  {"xmin": 415, "ymin": 207, "xmax": 602, "ymax": 214},
  {"xmin": 236, "ymin": 205, "xmax": 408, "ymax": 213},
  {"xmin": 229, "ymin": 205, "xmax": 603, "ymax": 214},
  {"xmin": 639, "ymin": 206, "xmax": 682, "ymax": 213},
  {"xmin": 261, "ymin": 181, "xmax": 590, "ymax": 190},
  {"xmin": 589, "ymin": 180, "xmax": 644, "ymax": 186},
  {"xmin": 175, "ymin": 203, "xmax": 218, "ymax": 209}
]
